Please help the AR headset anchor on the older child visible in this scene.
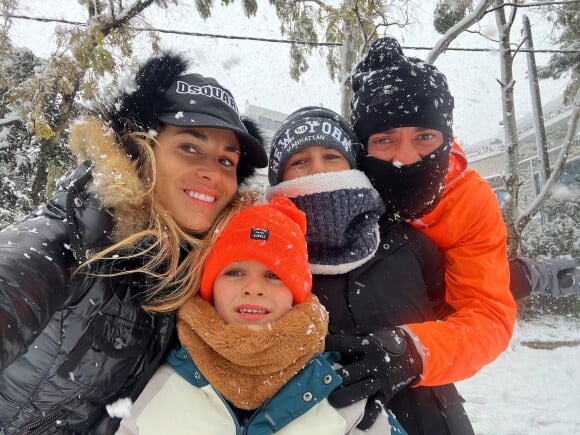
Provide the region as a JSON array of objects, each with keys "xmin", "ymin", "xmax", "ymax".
[
  {"xmin": 267, "ymin": 107, "xmax": 473, "ymax": 434},
  {"xmin": 118, "ymin": 197, "xmax": 405, "ymax": 434}
]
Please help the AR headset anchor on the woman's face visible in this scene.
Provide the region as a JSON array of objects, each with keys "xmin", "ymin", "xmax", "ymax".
[
  {"xmin": 153, "ymin": 125, "xmax": 240, "ymax": 233},
  {"xmin": 282, "ymin": 145, "xmax": 351, "ymax": 181}
]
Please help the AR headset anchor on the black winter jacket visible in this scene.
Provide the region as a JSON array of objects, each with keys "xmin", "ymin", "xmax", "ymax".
[
  {"xmin": 314, "ymin": 220, "xmax": 473, "ymax": 435},
  {"xmin": 0, "ymin": 121, "xmax": 175, "ymax": 435}
]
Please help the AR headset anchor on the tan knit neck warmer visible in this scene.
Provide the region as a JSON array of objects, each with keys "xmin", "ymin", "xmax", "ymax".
[{"xmin": 177, "ymin": 294, "xmax": 328, "ymax": 410}]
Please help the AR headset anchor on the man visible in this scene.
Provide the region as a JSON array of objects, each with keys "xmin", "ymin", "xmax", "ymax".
[{"xmin": 326, "ymin": 37, "xmax": 516, "ymax": 430}]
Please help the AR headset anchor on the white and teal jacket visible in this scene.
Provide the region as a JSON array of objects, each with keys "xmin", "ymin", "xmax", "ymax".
[{"xmin": 117, "ymin": 347, "xmax": 407, "ymax": 435}]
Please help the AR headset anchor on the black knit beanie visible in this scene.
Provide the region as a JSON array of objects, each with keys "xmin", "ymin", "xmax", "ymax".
[
  {"xmin": 268, "ymin": 106, "xmax": 360, "ymax": 186},
  {"xmin": 350, "ymin": 37, "xmax": 454, "ymax": 143}
]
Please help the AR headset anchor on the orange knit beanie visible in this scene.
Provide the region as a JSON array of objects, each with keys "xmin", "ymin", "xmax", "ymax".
[{"xmin": 200, "ymin": 197, "xmax": 312, "ymax": 304}]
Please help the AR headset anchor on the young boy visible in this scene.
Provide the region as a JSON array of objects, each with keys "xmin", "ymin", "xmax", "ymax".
[{"xmin": 117, "ymin": 197, "xmax": 405, "ymax": 434}]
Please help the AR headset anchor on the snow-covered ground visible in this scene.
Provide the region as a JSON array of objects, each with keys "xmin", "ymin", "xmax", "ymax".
[{"xmin": 457, "ymin": 315, "xmax": 580, "ymax": 434}]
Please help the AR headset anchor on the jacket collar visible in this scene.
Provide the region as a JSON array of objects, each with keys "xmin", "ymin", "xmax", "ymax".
[
  {"xmin": 411, "ymin": 140, "xmax": 468, "ymax": 229},
  {"xmin": 443, "ymin": 140, "xmax": 468, "ymax": 193},
  {"xmin": 167, "ymin": 347, "xmax": 341, "ymax": 434},
  {"xmin": 347, "ymin": 221, "xmax": 411, "ymax": 280},
  {"xmin": 68, "ymin": 117, "xmax": 151, "ymax": 242}
]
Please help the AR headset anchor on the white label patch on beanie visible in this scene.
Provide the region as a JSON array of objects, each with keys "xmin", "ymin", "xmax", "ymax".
[{"xmin": 250, "ymin": 228, "xmax": 269, "ymax": 241}]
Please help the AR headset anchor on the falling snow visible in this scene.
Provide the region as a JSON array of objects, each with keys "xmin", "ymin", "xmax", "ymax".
[{"xmin": 106, "ymin": 397, "xmax": 133, "ymax": 419}]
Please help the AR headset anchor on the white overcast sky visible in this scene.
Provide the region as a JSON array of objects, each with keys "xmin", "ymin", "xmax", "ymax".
[{"xmin": 7, "ymin": 0, "xmax": 569, "ymax": 145}]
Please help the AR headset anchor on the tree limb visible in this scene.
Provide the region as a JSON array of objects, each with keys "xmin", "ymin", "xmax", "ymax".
[
  {"xmin": 292, "ymin": 0, "xmax": 327, "ymax": 7},
  {"xmin": 506, "ymin": 0, "xmax": 520, "ymax": 31},
  {"xmin": 427, "ymin": 0, "xmax": 494, "ymax": 63},
  {"xmin": 485, "ymin": 1, "xmax": 578, "ymax": 14},
  {"xmin": 0, "ymin": 116, "xmax": 22, "ymax": 128},
  {"xmin": 98, "ymin": 0, "xmax": 156, "ymax": 35}
]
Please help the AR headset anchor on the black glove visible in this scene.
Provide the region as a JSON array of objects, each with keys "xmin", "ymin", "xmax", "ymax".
[{"xmin": 325, "ymin": 327, "xmax": 423, "ymax": 430}]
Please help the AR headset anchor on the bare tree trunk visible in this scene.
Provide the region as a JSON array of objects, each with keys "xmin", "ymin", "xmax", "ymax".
[
  {"xmin": 29, "ymin": 83, "xmax": 79, "ymax": 203},
  {"xmin": 339, "ymin": 0, "xmax": 360, "ymax": 119},
  {"xmin": 495, "ymin": 1, "xmax": 520, "ymax": 256},
  {"xmin": 339, "ymin": 12, "xmax": 357, "ymax": 118},
  {"xmin": 523, "ymin": 15, "xmax": 550, "ymax": 190}
]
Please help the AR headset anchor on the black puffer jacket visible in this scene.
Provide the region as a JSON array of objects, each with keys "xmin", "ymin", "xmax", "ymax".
[
  {"xmin": 314, "ymin": 220, "xmax": 473, "ymax": 435},
  {"xmin": 0, "ymin": 120, "xmax": 175, "ymax": 435}
]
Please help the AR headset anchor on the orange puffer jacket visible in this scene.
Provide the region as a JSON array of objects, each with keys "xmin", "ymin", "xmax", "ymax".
[{"xmin": 404, "ymin": 141, "xmax": 517, "ymax": 386}]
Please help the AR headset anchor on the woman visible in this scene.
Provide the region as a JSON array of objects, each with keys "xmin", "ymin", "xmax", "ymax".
[
  {"xmin": 0, "ymin": 52, "xmax": 267, "ymax": 434},
  {"xmin": 267, "ymin": 106, "xmax": 473, "ymax": 435}
]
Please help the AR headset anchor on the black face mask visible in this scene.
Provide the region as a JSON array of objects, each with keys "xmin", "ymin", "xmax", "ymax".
[{"xmin": 359, "ymin": 141, "xmax": 451, "ymax": 221}]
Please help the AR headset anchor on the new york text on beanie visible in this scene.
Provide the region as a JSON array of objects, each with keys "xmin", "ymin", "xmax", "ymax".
[{"xmin": 269, "ymin": 106, "xmax": 359, "ymax": 186}]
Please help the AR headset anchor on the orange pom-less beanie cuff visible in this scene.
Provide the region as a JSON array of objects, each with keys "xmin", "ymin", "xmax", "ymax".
[{"xmin": 200, "ymin": 197, "xmax": 312, "ymax": 305}]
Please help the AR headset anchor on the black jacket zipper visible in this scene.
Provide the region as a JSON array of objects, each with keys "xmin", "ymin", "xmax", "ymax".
[{"xmin": 19, "ymin": 409, "xmax": 65, "ymax": 435}]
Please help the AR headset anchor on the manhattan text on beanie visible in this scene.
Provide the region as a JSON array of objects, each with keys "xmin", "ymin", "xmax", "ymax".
[
  {"xmin": 200, "ymin": 197, "xmax": 312, "ymax": 304},
  {"xmin": 350, "ymin": 37, "xmax": 454, "ymax": 142},
  {"xmin": 269, "ymin": 106, "xmax": 359, "ymax": 186}
]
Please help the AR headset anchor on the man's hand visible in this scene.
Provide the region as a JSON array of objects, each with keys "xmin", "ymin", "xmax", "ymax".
[{"xmin": 325, "ymin": 327, "xmax": 423, "ymax": 430}]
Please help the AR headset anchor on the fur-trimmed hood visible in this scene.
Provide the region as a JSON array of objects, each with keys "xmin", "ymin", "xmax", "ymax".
[{"xmin": 68, "ymin": 116, "xmax": 151, "ymax": 242}]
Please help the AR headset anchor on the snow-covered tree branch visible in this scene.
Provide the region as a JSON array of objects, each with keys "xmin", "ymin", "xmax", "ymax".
[
  {"xmin": 428, "ymin": 0, "xmax": 494, "ymax": 63},
  {"xmin": 518, "ymin": 90, "xmax": 580, "ymax": 231}
]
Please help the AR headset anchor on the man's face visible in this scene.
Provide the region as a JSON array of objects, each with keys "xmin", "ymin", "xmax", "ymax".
[{"xmin": 367, "ymin": 126, "xmax": 444, "ymax": 165}]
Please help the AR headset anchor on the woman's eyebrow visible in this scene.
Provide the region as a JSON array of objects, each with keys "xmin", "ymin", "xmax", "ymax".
[
  {"xmin": 176, "ymin": 128, "xmax": 207, "ymax": 141},
  {"xmin": 225, "ymin": 144, "xmax": 241, "ymax": 153}
]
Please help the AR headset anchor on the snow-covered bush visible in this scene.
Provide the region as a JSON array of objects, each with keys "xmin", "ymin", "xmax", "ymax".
[{"xmin": 518, "ymin": 197, "xmax": 580, "ymax": 319}]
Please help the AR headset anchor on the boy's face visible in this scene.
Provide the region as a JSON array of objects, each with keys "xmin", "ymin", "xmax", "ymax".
[
  {"xmin": 282, "ymin": 145, "xmax": 351, "ymax": 181},
  {"xmin": 152, "ymin": 125, "xmax": 241, "ymax": 233},
  {"xmin": 212, "ymin": 260, "xmax": 294, "ymax": 330},
  {"xmin": 367, "ymin": 126, "xmax": 444, "ymax": 165}
]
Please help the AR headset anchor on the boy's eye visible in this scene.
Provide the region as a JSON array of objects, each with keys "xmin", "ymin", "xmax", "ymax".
[
  {"xmin": 289, "ymin": 158, "xmax": 307, "ymax": 167},
  {"xmin": 223, "ymin": 269, "xmax": 244, "ymax": 277},
  {"xmin": 265, "ymin": 271, "xmax": 281, "ymax": 280}
]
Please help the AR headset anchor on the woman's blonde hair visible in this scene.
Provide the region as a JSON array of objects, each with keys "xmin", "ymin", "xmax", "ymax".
[{"xmin": 81, "ymin": 128, "xmax": 259, "ymax": 313}]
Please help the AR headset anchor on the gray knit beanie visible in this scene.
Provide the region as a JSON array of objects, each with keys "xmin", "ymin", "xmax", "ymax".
[{"xmin": 268, "ymin": 106, "xmax": 360, "ymax": 186}]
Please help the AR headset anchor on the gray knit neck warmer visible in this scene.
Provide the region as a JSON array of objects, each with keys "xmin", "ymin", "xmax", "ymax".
[{"xmin": 267, "ymin": 170, "xmax": 384, "ymax": 274}]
